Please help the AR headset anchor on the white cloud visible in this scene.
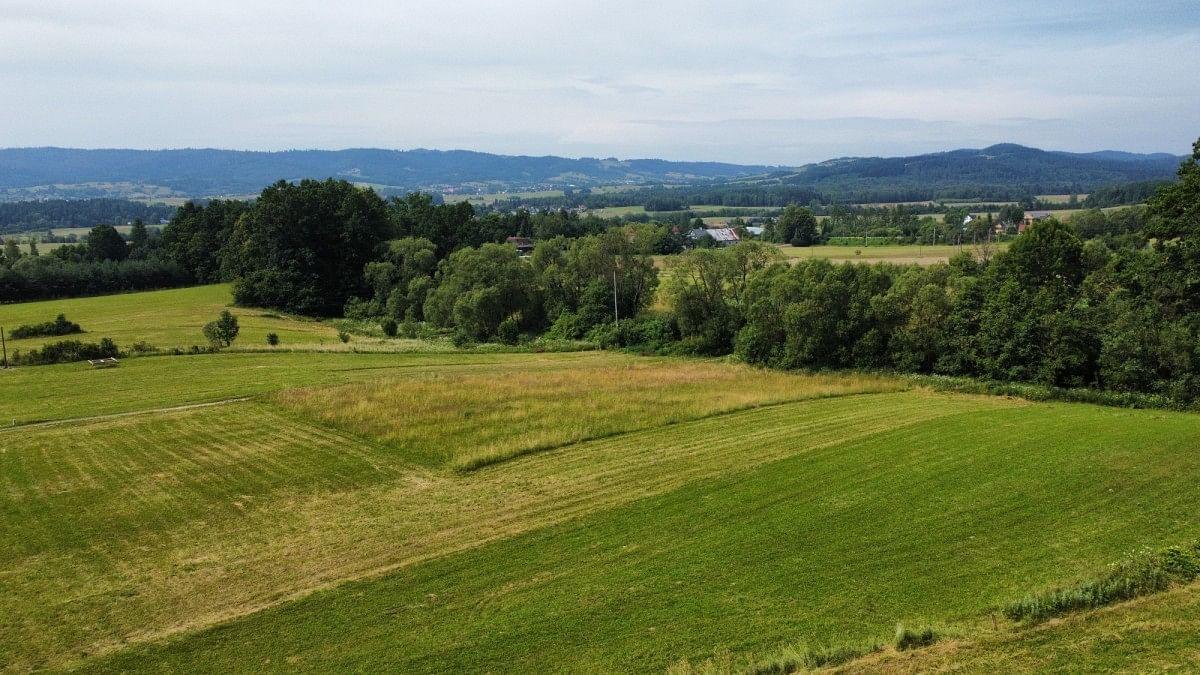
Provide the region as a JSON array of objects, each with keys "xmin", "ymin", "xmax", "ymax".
[{"xmin": 0, "ymin": 0, "xmax": 1196, "ymax": 162}]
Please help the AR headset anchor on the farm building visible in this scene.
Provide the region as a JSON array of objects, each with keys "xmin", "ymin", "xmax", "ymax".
[
  {"xmin": 687, "ymin": 227, "xmax": 741, "ymax": 247},
  {"xmin": 1020, "ymin": 210, "xmax": 1054, "ymax": 233},
  {"xmin": 506, "ymin": 236, "xmax": 535, "ymax": 256}
]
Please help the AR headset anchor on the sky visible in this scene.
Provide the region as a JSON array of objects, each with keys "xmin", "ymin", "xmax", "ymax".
[{"xmin": 1, "ymin": 0, "xmax": 1198, "ymax": 165}]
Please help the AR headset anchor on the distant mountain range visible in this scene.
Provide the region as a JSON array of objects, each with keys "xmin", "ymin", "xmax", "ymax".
[
  {"xmin": 0, "ymin": 148, "xmax": 777, "ymax": 201},
  {"xmin": 766, "ymin": 144, "xmax": 1182, "ymax": 200},
  {"xmin": 0, "ymin": 144, "xmax": 1183, "ymax": 202}
]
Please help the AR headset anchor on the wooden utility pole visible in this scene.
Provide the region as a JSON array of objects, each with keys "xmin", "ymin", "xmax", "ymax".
[{"xmin": 612, "ymin": 268, "xmax": 619, "ymax": 328}]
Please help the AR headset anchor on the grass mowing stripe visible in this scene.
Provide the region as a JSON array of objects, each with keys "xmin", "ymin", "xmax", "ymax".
[
  {"xmin": 2, "ymin": 391, "xmax": 986, "ymax": 670},
  {"xmin": 81, "ymin": 401, "xmax": 1200, "ymax": 673}
]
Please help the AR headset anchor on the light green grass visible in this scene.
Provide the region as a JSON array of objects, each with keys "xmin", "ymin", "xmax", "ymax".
[
  {"xmin": 780, "ymin": 243, "xmax": 1010, "ymax": 265},
  {"xmin": 443, "ymin": 190, "xmax": 565, "ymax": 204},
  {"xmin": 0, "ymin": 284, "xmax": 338, "ymax": 350},
  {"xmin": 0, "ymin": 350, "xmax": 622, "ymax": 424},
  {"xmin": 64, "ymin": 398, "xmax": 1200, "ymax": 673},
  {"xmin": 589, "ymin": 204, "xmax": 648, "ymax": 217}
]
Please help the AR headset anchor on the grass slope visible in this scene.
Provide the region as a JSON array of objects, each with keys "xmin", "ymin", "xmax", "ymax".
[
  {"xmin": 0, "ymin": 284, "xmax": 336, "ymax": 350},
  {"xmin": 15, "ymin": 393, "xmax": 1199, "ymax": 672},
  {"xmin": 849, "ymin": 581, "xmax": 1200, "ymax": 673}
]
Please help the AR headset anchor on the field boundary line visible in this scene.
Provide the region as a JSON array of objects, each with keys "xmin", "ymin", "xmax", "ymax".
[{"xmin": 2, "ymin": 397, "xmax": 252, "ymax": 432}]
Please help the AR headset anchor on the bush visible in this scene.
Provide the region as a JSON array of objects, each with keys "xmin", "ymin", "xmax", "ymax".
[
  {"xmin": 893, "ymin": 623, "xmax": 937, "ymax": 651},
  {"xmin": 129, "ymin": 340, "xmax": 158, "ymax": 355},
  {"xmin": 9, "ymin": 313, "xmax": 83, "ymax": 339},
  {"xmin": 1005, "ymin": 542, "xmax": 1200, "ymax": 623},
  {"xmin": 12, "ymin": 337, "xmax": 118, "ymax": 366},
  {"xmin": 337, "ymin": 331, "xmax": 350, "ymax": 343},
  {"xmin": 381, "ymin": 318, "xmax": 398, "ymax": 338},
  {"xmin": 266, "ymin": 332, "xmax": 280, "ymax": 346},
  {"xmin": 495, "ymin": 316, "xmax": 521, "ymax": 345},
  {"xmin": 202, "ymin": 310, "xmax": 239, "ymax": 348}
]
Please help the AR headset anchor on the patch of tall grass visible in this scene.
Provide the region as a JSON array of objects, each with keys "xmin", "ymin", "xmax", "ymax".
[
  {"xmin": 910, "ymin": 373, "xmax": 1189, "ymax": 411},
  {"xmin": 1005, "ymin": 542, "xmax": 1200, "ymax": 623},
  {"xmin": 273, "ymin": 361, "xmax": 906, "ymax": 470}
]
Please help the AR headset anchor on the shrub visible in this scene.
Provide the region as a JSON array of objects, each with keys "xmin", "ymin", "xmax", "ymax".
[
  {"xmin": 495, "ymin": 316, "xmax": 521, "ymax": 345},
  {"xmin": 343, "ymin": 296, "xmax": 381, "ymax": 321},
  {"xmin": 9, "ymin": 313, "xmax": 83, "ymax": 339},
  {"xmin": 202, "ymin": 310, "xmax": 239, "ymax": 348},
  {"xmin": 266, "ymin": 332, "xmax": 280, "ymax": 346},
  {"xmin": 381, "ymin": 318, "xmax": 398, "ymax": 338},
  {"xmin": 1005, "ymin": 542, "xmax": 1200, "ymax": 623},
  {"xmin": 450, "ymin": 331, "xmax": 474, "ymax": 349},
  {"xmin": 12, "ymin": 337, "xmax": 118, "ymax": 366},
  {"xmin": 337, "ymin": 330, "xmax": 351, "ymax": 343},
  {"xmin": 129, "ymin": 340, "xmax": 158, "ymax": 355},
  {"xmin": 893, "ymin": 623, "xmax": 937, "ymax": 651}
]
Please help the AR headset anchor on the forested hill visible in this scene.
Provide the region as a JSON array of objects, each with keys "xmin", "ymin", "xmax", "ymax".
[
  {"xmin": 0, "ymin": 148, "xmax": 776, "ymax": 200},
  {"xmin": 772, "ymin": 144, "xmax": 1182, "ymax": 201},
  {"xmin": 0, "ymin": 144, "xmax": 1182, "ymax": 203}
]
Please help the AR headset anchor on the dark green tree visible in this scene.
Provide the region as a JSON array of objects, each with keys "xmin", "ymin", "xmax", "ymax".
[
  {"xmin": 86, "ymin": 224, "xmax": 128, "ymax": 261},
  {"xmin": 202, "ymin": 310, "xmax": 240, "ymax": 347},
  {"xmin": 225, "ymin": 180, "xmax": 391, "ymax": 315}
]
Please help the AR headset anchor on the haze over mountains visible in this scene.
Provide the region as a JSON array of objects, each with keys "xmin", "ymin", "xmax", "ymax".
[{"xmin": 0, "ymin": 143, "xmax": 1182, "ymax": 202}]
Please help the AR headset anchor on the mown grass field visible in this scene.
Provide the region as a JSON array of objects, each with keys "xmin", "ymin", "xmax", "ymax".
[
  {"xmin": 4, "ymin": 335, "xmax": 1200, "ymax": 672},
  {"xmin": 0, "ymin": 284, "xmax": 339, "ymax": 350},
  {"xmin": 5, "ymin": 281, "xmax": 1200, "ymax": 672}
]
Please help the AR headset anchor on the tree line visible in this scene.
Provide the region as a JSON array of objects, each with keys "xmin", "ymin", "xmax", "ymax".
[
  {"xmin": 0, "ymin": 198, "xmax": 174, "ymax": 235},
  {"xmin": 659, "ymin": 140, "xmax": 1200, "ymax": 404}
]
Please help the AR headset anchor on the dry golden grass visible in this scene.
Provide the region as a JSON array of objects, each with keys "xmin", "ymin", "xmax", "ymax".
[{"xmin": 272, "ymin": 358, "xmax": 906, "ymax": 470}]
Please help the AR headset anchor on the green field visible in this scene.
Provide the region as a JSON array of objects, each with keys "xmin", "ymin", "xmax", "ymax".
[
  {"xmin": 5, "ymin": 283, "xmax": 1200, "ymax": 672},
  {"xmin": 780, "ymin": 243, "xmax": 1010, "ymax": 265},
  {"xmin": 0, "ymin": 284, "xmax": 339, "ymax": 350}
]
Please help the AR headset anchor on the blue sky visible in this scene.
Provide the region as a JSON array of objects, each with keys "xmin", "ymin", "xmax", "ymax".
[{"xmin": 0, "ymin": 0, "xmax": 1197, "ymax": 164}]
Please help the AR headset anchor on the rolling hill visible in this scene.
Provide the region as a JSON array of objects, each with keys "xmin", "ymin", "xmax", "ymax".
[{"xmin": 0, "ymin": 144, "xmax": 1182, "ymax": 203}]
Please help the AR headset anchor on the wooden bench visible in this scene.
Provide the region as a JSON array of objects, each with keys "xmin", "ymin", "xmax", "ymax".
[{"xmin": 87, "ymin": 357, "xmax": 120, "ymax": 368}]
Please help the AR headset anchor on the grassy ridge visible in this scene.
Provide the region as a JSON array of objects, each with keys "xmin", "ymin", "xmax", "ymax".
[{"xmin": 58, "ymin": 399, "xmax": 1200, "ymax": 673}]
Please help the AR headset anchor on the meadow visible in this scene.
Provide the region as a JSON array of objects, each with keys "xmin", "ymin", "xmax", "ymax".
[
  {"xmin": 778, "ymin": 242, "xmax": 1009, "ymax": 265},
  {"xmin": 5, "ymin": 284, "xmax": 1200, "ymax": 672},
  {"xmin": 0, "ymin": 284, "xmax": 339, "ymax": 350}
]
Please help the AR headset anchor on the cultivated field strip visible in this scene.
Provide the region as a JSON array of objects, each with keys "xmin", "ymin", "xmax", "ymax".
[{"xmin": 0, "ymin": 390, "xmax": 993, "ymax": 670}]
